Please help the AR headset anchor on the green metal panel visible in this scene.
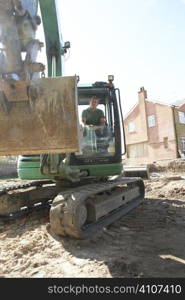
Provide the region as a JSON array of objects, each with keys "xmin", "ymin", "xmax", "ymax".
[
  {"xmin": 79, "ymin": 163, "xmax": 123, "ymax": 177},
  {"xmin": 18, "ymin": 154, "xmax": 123, "ymax": 179},
  {"xmin": 18, "ymin": 155, "xmax": 50, "ymax": 179},
  {"xmin": 39, "ymin": 0, "xmax": 62, "ymax": 76},
  {"xmin": 18, "ymin": 167, "xmax": 50, "ymax": 180}
]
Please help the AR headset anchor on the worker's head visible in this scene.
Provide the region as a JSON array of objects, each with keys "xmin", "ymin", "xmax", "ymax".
[{"xmin": 90, "ymin": 96, "xmax": 99, "ymax": 109}]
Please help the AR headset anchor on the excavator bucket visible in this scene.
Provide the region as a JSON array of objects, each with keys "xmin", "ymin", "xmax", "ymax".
[{"xmin": 0, "ymin": 76, "xmax": 80, "ymax": 155}]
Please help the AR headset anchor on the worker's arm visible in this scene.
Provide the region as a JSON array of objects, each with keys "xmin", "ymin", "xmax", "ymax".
[{"xmin": 99, "ymin": 117, "xmax": 106, "ymax": 126}]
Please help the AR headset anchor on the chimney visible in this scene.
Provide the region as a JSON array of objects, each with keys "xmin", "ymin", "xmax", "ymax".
[
  {"xmin": 138, "ymin": 86, "xmax": 147, "ymax": 102},
  {"xmin": 137, "ymin": 87, "xmax": 148, "ymax": 141}
]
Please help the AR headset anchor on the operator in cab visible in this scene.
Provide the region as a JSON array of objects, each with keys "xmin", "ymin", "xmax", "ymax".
[
  {"xmin": 81, "ymin": 96, "xmax": 111, "ymax": 153},
  {"xmin": 82, "ymin": 96, "xmax": 106, "ymax": 126}
]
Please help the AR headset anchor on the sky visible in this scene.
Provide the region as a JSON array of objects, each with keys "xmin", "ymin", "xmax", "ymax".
[{"xmin": 54, "ymin": 0, "xmax": 185, "ymax": 115}]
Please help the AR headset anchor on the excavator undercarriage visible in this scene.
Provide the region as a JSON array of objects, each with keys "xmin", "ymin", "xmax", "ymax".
[{"xmin": 0, "ymin": 177, "xmax": 144, "ymax": 239}]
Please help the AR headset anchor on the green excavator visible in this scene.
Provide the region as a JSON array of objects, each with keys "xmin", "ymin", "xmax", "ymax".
[{"xmin": 0, "ymin": 0, "xmax": 144, "ymax": 239}]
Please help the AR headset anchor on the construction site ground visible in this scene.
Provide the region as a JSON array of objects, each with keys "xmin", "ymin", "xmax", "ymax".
[{"xmin": 0, "ymin": 168, "xmax": 185, "ymax": 278}]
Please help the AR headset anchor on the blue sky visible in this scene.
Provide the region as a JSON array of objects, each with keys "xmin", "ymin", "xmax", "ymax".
[{"xmin": 56, "ymin": 0, "xmax": 185, "ymax": 115}]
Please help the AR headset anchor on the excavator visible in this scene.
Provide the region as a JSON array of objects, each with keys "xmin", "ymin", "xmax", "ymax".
[{"xmin": 0, "ymin": 0, "xmax": 144, "ymax": 239}]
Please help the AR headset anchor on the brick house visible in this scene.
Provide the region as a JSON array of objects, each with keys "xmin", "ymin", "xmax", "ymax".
[{"xmin": 124, "ymin": 87, "xmax": 185, "ymax": 165}]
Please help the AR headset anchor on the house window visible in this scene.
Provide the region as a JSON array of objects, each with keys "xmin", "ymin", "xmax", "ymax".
[
  {"xmin": 178, "ymin": 111, "xmax": 185, "ymax": 124},
  {"xmin": 128, "ymin": 121, "xmax": 135, "ymax": 133},
  {"xmin": 147, "ymin": 115, "xmax": 156, "ymax": 127},
  {"xmin": 163, "ymin": 137, "xmax": 168, "ymax": 149}
]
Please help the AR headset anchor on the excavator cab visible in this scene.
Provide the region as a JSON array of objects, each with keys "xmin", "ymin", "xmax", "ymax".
[
  {"xmin": 78, "ymin": 86, "xmax": 117, "ymax": 158},
  {"xmin": 71, "ymin": 81, "xmax": 124, "ymax": 175}
]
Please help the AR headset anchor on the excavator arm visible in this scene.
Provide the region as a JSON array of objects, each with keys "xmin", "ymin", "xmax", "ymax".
[{"xmin": 39, "ymin": 0, "xmax": 63, "ymax": 77}]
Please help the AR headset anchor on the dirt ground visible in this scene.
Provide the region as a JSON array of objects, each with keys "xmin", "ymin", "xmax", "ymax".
[{"xmin": 0, "ymin": 173, "xmax": 185, "ymax": 278}]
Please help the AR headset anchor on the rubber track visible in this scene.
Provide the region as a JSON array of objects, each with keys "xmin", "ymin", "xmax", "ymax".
[
  {"xmin": 0, "ymin": 180, "xmax": 54, "ymax": 220},
  {"xmin": 50, "ymin": 177, "xmax": 145, "ymax": 239}
]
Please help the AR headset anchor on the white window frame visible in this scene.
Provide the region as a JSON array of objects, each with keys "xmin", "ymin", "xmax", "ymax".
[
  {"xmin": 128, "ymin": 121, "xmax": 136, "ymax": 133},
  {"xmin": 147, "ymin": 115, "xmax": 156, "ymax": 128},
  {"xmin": 178, "ymin": 111, "xmax": 185, "ymax": 124}
]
